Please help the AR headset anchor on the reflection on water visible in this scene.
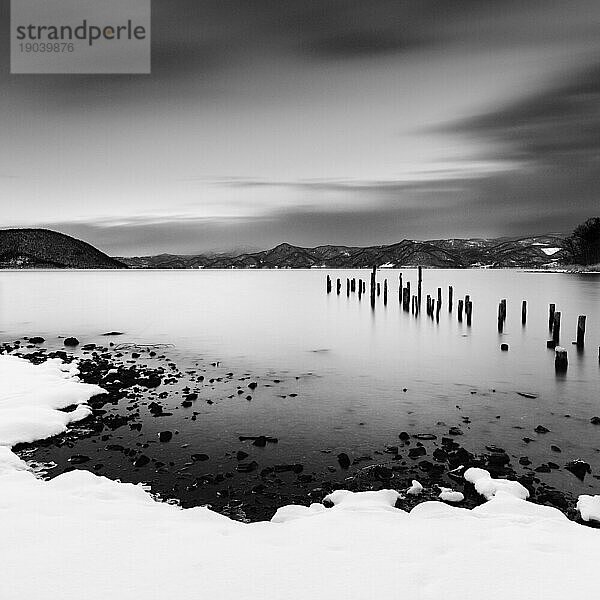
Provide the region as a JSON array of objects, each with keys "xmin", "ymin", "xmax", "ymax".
[{"xmin": 1, "ymin": 268, "xmax": 599, "ymax": 498}]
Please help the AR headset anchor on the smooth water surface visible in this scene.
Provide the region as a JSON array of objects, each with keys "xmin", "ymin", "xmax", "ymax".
[{"xmin": 1, "ymin": 268, "xmax": 599, "ymax": 499}]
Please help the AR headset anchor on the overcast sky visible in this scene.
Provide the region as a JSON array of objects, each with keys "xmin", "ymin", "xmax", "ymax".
[{"xmin": 1, "ymin": 0, "xmax": 600, "ymax": 255}]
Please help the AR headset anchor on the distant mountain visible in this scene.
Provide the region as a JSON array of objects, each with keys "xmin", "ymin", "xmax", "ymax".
[
  {"xmin": 0, "ymin": 229, "xmax": 126, "ymax": 269},
  {"xmin": 118, "ymin": 235, "xmax": 566, "ymax": 269}
]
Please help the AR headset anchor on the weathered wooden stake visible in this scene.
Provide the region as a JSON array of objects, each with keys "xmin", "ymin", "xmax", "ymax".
[
  {"xmin": 437, "ymin": 287, "xmax": 442, "ymax": 309},
  {"xmin": 426, "ymin": 295, "xmax": 431, "ymax": 316},
  {"xmin": 575, "ymin": 315, "xmax": 586, "ymax": 347},
  {"xmin": 351, "ymin": 278, "xmax": 356, "ymax": 293},
  {"xmin": 399, "ymin": 274, "xmax": 403, "ymax": 302},
  {"xmin": 458, "ymin": 299, "xmax": 464, "ymax": 322},
  {"xmin": 549, "ymin": 303, "xmax": 555, "ymax": 331},
  {"xmin": 417, "ymin": 266, "xmax": 422, "ymax": 307},
  {"xmin": 402, "ymin": 282, "xmax": 411, "ymax": 311},
  {"xmin": 402, "ymin": 287, "xmax": 409, "ymax": 311},
  {"xmin": 377, "ymin": 282, "xmax": 381, "ymax": 296},
  {"xmin": 326, "ymin": 275, "xmax": 332, "ymax": 293},
  {"xmin": 498, "ymin": 302, "xmax": 503, "ymax": 332},
  {"xmin": 448, "ymin": 286, "xmax": 453, "ymax": 312},
  {"xmin": 358, "ymin": 279, "xmax": 362, "ymax": 300},
  {"xmin": 552, "ymin": 311, "xmax": 561, "ymax": 345},
  {"xmin": 370, "ymin": 266, "xmax": 376, "ymax": 307},
  {"xmin": 383, "ymin": 279, "xmax": 388, "ymax": 305},
  {"xmin": 336, "ymin": 278, "xmax": 341, "ymax": 295},
  {"xmin": 346, "ymin": 278, "xmax": 350, "ymax": 297},
  {"xmin": 370, "ymin": 266, "xmax": 376, "ymax": 308},
  {"xmin": 521, "ymin": 300, "xmax": 527, "ymax": 325},
  {"xmin": 465, "ymin": 301, "xmax": 472, "ymax": 326},
  {"xmin": 555, "ymin": 346, "xmax": 568, "ymax": 372}
]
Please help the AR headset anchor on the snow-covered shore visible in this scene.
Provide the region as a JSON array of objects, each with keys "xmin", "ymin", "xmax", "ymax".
[{"xmin": 1, "ymin": 354, "xmax": 600, "ymax": 600}]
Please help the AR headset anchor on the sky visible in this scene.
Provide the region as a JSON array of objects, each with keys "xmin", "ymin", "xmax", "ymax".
[{"xmin": 1, "ymin": 0, "xmax": 600, "ymax": 256}]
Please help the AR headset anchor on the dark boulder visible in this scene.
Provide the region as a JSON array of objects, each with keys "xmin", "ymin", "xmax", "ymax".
[
  {"xmin": 408, "ymin": 446, "xmax": 426, "ymax": 459},
  {"xmin": 565, "ymin": 460, "xmax": 591, "ymax": 481},
  {"xmin": 68, "ymin": 454, "xmax": 90, "ymax": 464},
  {"xmin": 337, "ymin": 452, "xmax": 351, "ymax": 469},
  {"xmin": 133, "ymin": 455, "xmax": 150, "ymax": 468}
]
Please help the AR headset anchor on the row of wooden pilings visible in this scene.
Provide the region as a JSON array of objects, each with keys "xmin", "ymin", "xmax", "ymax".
[
  {"xmin": 326, "ymin": 266, "xmax": 473, "ymax": 326},
  {"xmin": 327, "ymin": 268, "xmax": 597, "ymax": 373}
]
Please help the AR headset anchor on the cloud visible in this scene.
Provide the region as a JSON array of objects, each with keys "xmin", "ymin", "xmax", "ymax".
[{"xmin": 441, "ymin": 62, "xmax": 600, "ymax": 162}]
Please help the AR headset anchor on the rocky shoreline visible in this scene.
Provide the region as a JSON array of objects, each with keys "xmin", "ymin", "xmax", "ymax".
[{"xmin": 2, "ymin": 336, "xmax": 597, "ymax": 525}]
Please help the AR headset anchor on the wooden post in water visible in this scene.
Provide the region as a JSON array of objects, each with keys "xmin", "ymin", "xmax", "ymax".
[
  {"xmin": 555, "ymin": 346, "xmax": 568, "ymax": 372},
  {"xmin": 497, "ymin": 301, "xmax": 502, "ymax": 321},
  {"xmin": 403, "ymin": 282, "xmax": 411, "ymax": 311},
  {"xmin": 501, "ymin": 299, "xmax": 506, "ymax": 322},
  {"xmin": 549, "ymin": 304, "xmax": 555, "ymax": 331},
  {"xmin": 346, "ymin": 278, "xmax": 350, "ymax": 297},
  {"xmin": 437, "ymin": 287, "xmax": 442, "ymax": 310},
  {"xmin": 448, "ymin": 286, "xmax": 453, "ymax": 312},
  {"xmin": 383, "ymin": 279, "xmax": 388, "ymax": 305},
  {"xmin": 351, "ymin": 278, "xmax": 356, "ymax": 293},
  {"xmin": 465, "ymin": 301, "xmax": 472, "ymax": 326},
  {"xmin": 399, "ymin": 274, "xmax": 403, "ymax": 303},
  {"xmin": 358, "ymin": 279, "xmax": 362, "ymax": 300},
  {"xmin": 418, "ymin": 266, "xmax": 422, "ymax": 307},
  {"xmin": 521, "ymin": 300, "xmax": 527, "ymax": 325},
  {"xmin": 458, "ymin": 299, "xmax": 464, "ymax": 322},
  {"xmin": 426, "ymin": 295, "xmax": 431, "ymax": 316},
  {"xmin": 370, "ymin": 266, "xmax": 376, "ymax": 308},
  {"xmin": 377, "ymin": 282, "xmax": 381, "ymax": 296},
  {"xmin": 552, "ymin": 311, "xmax": 561, "ymax": 345},
  {"xmin": 575, "ymin": 315, "xmax": 586, "ymax": 347},
  {"xmin": 336, "ymin": 278, "xmax": 341, "ymax": 295},
  {"xmin": 326, "ymin": 275, "xmax": 332, "ymax": 293}
]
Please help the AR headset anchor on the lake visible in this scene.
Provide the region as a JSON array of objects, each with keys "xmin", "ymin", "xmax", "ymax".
[{"xmin": 1, "ymin": 268, "xmax": 599, "ymax": 517}]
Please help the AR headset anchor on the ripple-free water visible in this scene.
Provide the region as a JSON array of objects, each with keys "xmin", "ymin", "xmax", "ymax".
[{"xmin": 2, "ymin": 268, "xmax": 599, "ymax": 507}]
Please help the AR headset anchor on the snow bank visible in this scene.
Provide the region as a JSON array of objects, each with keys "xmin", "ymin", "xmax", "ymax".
[
  {"xmin": 1, "ymin": 355, "xmax": 599, "ymax": 600},
  {"xmin": 0, "ymin": 355, "xmax": 104, "ymax": 448}
]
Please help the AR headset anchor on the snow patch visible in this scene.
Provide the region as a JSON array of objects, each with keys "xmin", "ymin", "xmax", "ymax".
[
  {"xmin": 439, "ymin": 487, "xmax": 464, "ymax": 503},
  {"xmin": 577, "ymin": 495, "xmax": 600, "ymax": 523},
  {"xmin": 464, "ymin": 467, "xmax": 529, "ymax": 500},
  {"xmin": 407, "ymin": 480, "xmax": 423, "ymax": 495}
]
